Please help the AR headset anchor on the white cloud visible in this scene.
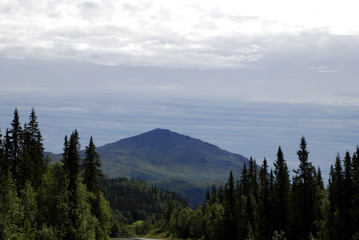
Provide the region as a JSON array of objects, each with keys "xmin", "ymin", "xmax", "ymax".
[{"xmin": 1, "ymin": 0, "xmax": 358, "ymax": 68}]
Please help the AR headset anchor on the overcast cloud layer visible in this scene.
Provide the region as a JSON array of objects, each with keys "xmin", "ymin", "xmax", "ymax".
[
  {"xmin": 1, "ymin": 0, "xmax": 359, "ymax": 68},
  {"xmin": 1, "ymin": 0, "xmax": 359, "ymax": 181}
]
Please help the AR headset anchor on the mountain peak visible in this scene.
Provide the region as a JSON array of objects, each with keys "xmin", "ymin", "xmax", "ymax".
[
  {"xmin": 101, "ymin": 129, "xmax": 248, "ymax": 178},
  {"xmin": 145, "ymin": 128, "xmax": 178, "ymax": 136},
  {"xmin": 91, "ymin": 129, "xmax": 250, "ymax": 206}
]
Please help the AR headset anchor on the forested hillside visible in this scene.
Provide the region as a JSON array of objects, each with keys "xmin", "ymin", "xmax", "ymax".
[
  {"xmin": 155, "ymin": 139, "xmax": 359, "ymax": 240},
  {"xmin": 99, "ymin": 177, "xmax": 187, "ymax": 224}
]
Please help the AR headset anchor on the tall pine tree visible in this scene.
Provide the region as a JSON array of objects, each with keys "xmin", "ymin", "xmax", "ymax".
[
  {"xmin": 62, "ymin": 130, "xmax": 81, "ymax": 196},
  {"xmin": 291, "ymin": 137, "xmax": 318, "ymax": 239},
  {"xmin": 272, "ymin": 147, "xmax": 290, "ymax": 236},
  {"xmin": 327, "ymin": 154, "xmax": 344, "ymax": 240},
  {"xmin": 9, "ymin": 108, "xmax": 22, "ymax": 181},
  {"xmin": 83, "ymin": 136, "xmax": 102, "ymax": 194},
  {"xmin": 82, "ymin": 137, "xmax": 111, "ymax": 239},
  {"xmin": 342, "ymin": 151, "xmax": 354, "ymax": 239},
  {"xmin": 223, "ymin": 170, "xmax": 236, "ymax": 240},
  {"xmin": 259, "ymin": 158, "xmax": 272, "ymax": 240},
  {"xmin": 352, "ymin": 147, "xmax": 359, "ymax": 238},
  {"xmin": 26, "ymin": 108, "xmax": 45, "ymax": 188}
]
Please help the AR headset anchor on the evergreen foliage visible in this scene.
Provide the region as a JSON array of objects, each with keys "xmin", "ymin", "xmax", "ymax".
[
  {"xmin": 83, "ymin": 136, "xmax": 102, "ymax": 194},
  {"xmin": 0, "ymin": 109, "xmax": 112, "ymax": 239},
  {"xmin": 3, "ymin": 108, "xmax": 359, "ymax": 240},
  {"xmin": 99, "ymin": 177, "xmax": 187, "ymax": 224},
  {"xmin": 161, "ymin": 137, "xmax": 359, "ymax": 240},
  {"xmin": 272, "ymin": 147, "xmax": 290, "ymax": 237}
]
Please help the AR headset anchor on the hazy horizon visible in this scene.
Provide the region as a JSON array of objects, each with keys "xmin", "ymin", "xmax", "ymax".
[{"xmin": 2, "ymin": 0, "xmax": 359, "ymax": 181}]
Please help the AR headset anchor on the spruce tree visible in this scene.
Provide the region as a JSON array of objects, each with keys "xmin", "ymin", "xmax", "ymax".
[
  {"xmin": 291, "ymin": 137, "xmax": 318, "ymax": 239},
  {"xmin": 259, "ymin": 158, "xmax": 271, "ymax": 240},
  {"xmin": 352, "ymin": 147, "xmax": 359, "ymax": 237},
  {"xmin": 316, "ymin": 166, "xmax": 324, "ymax": 190},
  {"xmin": 83, "ymin": 137, "xmax": 111, "ymax": 238},
  {"xmin": 62, "ymin": 130, "xmax": 83, "ymax": 239},
  {"xmin": 9, "ymin": 108, "xmax": 22, "ymax": 180},
  {"xmin": 272, "ymin": 147, "xmax": 290, "ymax": 236},
  {"xmin": 26, "ymin": 108, "xmax": 45, "ymax": 188},
  {"xmin": 327, "ymin": 154, "xmax": 345, "ymax": 239},
  {"xmin": 248, "ymin": 157, "xmax": 259, "ymax": 198},
  {"xmin": 17, "ymin": 128, "xmax": 32, "ymax": 189},
  {"xmin": 223, "ymin": 170, "xmax": 236, "ymax": 240},
  {"xmin": 83, "ymin": 136, "xmax": 102, "ymax": 194},
  {"xmin": 62, "ymin": 130, "xmax": 81, "ymax": 196},
  {"xmin": 342, "ymin": 151, "xmax": 354, "ymax": 238},
  {"xmin": 3, "ymin": 129, "xmax": 13, "ymax": 175},
  {"xmin": 246, "ymin": 158, "xmax": 259, "ymax": 237}
]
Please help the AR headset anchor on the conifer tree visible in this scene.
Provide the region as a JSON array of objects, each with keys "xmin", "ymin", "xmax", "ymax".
[
  {"xmin": 259, "ymin": 158, "xmax": 271, "ymax": 240},
  {"xmin": 248, "ymin": 157, "xmax": 259, "ymax": 198},
  {"xmin": 291, "ymin": 137, "xmax": 318, "ymax": 239},
  {"xmin": 62, "ymin": 130, "xmax": 84, "ymax": 239},
  {"xmin": 218, "ymin": 185, "xmax": 224, "ymax": 204},
  {"xmin": 223, "ymin": 170, "xmax": 236, "ymax": 240},
  {"xmin": 342, "ymin": 151, "xmax": 354, "ymax": 238},
  {"xmin": 327, "ymin": 154, "xmax": 344, "ymax": 239},
  {"xmin": 352, "ymin": 147, "xmax": 359, "ymax": 237},
  {"xmin": 26, "ymin": 108, "xmax": 45, "ymax": 188},
  {"xmin": 316, "ymin": 167, "xmax": 324, "ymax": 190},
  {"xmin": 83, "ymin": 136, "xmax": 102, "ymax": 194},
  {"xmin": 3, "ymin": 129, "xmax": 13, "ymax": 175},
  {"xmin": 17, "ymin": 130, "xmax": 32, "ymax": 188},
  {"xmin": 83, "ymin": 137, "xmax": 111, "ymax": 239},
  {"xmin": 245, "ymin": 158, "xmax": 259, "ymax": 237},
  {"xmin": 9, "ymin": 108, "xmax": 22, "ymax": 180},
  {"xmin": 62, "ymin": 130, "xmax": 81, "ymax": 196},
  {"xmin": 272, "ymin": 147, "xmax": 290, "ymax": 236},
  {"xmin": 239, "ymin": 164, "xmax": 249, "ymax": 196}
]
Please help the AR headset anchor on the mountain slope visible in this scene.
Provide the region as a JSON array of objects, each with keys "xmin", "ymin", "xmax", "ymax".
[
  {"xmin": 97, "ymin": 128, "xmax": 248, "ymax": 186},
  {"xmin": 47, "ymin": 128, "xmax": 249, "ymax": 206},
  {"xmin": 95, "ymin": 129, "xmax": 248, "ymax": 206}
]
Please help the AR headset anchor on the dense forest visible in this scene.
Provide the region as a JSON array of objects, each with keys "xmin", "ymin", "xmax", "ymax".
[
  {"xmin": 0, "ymin": 108, "xmax": 187, "ymax": 239},
  {"xmin": 1, "ymin": 108, "xmax": 359, "ymax": 240},
  {"xmin": 99, "ymin": 177, "xmax": 187, "ymax": 224},
  {"xmin": 155, "ymin": 140, "xmax": 359, "ymax": 240},
  {"xmin": 0, "ymin": 108, "xmax": 113, "ymax": 239}
]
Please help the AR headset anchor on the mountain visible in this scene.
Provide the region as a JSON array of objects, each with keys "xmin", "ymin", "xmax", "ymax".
[
  {"xmin": 96, "ymin": 129, "xmax": 249, "ymax": 206},
  {"xmin": 98, "ymin": 128, "xmax": 247, "ymax": 183},
  {"xmin": 47, "ymin": 129, "xmax": 249, "ymax": 206}
]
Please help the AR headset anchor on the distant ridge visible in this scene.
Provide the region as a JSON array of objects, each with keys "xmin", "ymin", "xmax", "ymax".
[
  {"xmin": 47, "ymin": 128, "xmax": 249, "ymax": 206},
  {"xmin": 98, "ymin": 128, "xmax": 248, "ymax": 183},
  {"xmin": 96, "ymin": 128, "xmax": 249, "ymax": 206}
]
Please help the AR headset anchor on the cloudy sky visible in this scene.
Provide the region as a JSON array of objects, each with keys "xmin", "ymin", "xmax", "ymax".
[{"xmin": 1, "ymin": 0, "xmax": 359, "ymax": 180}]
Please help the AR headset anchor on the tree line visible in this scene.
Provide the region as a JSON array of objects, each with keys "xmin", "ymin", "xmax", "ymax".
[
  {"xmin": 0, "ymin": 109, "xmax": 112, "ymax": 239},
  {"xmin": 159, "ymin": 138, "xmax": 359, "ymax": 240},
  {"xmin": 2, "ymin": 108, "xmax": 359, "ymax": 239},
  {"xmin": 99, "ymin": 177, "xmax": 187, "ymax": 224}
]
